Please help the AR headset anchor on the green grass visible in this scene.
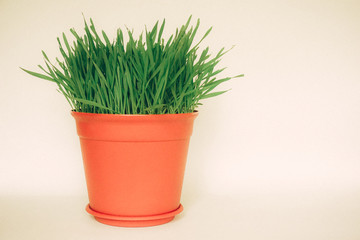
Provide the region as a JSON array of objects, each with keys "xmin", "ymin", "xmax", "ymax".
[{"xmin": 22, "ymin": 16, "xmax": 243, "ymax": 114}]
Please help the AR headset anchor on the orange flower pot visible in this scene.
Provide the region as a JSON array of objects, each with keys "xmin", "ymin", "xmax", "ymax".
[{"xmin": 71, "ymin": 111, "xmax": 198, "ymax": 227}]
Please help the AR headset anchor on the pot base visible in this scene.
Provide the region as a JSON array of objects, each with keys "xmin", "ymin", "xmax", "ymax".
[
  {"xmin": 94, "ymin": 216, "xmax": 175, "ymax": 227},
  {"xmin": 86, "ymin": 204, "xmax": 183, "ymax": 227}
]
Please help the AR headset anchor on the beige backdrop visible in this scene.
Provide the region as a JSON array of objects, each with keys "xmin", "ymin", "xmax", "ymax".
[{"xmin": 1, "ymin": 0, "xmax": 360, "ymax": 239}]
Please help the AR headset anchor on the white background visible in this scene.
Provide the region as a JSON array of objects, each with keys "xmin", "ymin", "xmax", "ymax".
[{"xmin": 1, "ymin": 0, "xmax": 360, "ymax": 239}]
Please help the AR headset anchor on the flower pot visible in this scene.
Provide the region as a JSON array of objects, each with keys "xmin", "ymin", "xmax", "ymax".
[{"xmin": 71, "ymin": 111, "xmax": 198, "ymax": 227}]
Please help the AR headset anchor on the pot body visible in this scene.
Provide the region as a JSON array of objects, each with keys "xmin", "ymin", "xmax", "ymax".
[{"xmin": 71, "ymin": 111, "xmax": 198, "ymax": 227}]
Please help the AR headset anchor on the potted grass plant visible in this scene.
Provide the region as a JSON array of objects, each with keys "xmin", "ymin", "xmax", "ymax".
[{"xmin": 22, "ymin": 16, "xmax": 242, "ymax": 227}]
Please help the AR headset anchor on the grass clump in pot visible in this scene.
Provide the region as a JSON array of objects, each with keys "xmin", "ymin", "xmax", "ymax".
[{"xmin": 22, "ymin": 16, "xmax": 243, "ymax": 114}]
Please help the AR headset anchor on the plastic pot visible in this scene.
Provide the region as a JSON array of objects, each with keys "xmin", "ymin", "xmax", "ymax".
[{"xmin": 71, "ymin": 111, "xmax": 198, "ymax": 227}]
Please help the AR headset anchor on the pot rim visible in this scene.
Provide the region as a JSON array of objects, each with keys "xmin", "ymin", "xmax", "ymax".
[{"xmin": 71, "ymin": 110, "xmax": 199, "ymax": 120}]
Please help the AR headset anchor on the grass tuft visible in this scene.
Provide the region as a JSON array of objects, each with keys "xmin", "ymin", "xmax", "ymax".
[{"xmin": 22, "ymin": 16, "xmax": 243, "ymax": 114}]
